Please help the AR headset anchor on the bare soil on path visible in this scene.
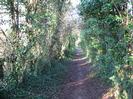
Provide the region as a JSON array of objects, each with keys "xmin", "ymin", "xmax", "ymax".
[{"xmin": 59, "ymin": 48, "xmax": 114, "ymax": 99}]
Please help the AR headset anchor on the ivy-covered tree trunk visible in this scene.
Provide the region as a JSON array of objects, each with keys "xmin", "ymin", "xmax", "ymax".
[{"xmin": 49, "ymin": 0, "xmax": 65, "ymax": 60}]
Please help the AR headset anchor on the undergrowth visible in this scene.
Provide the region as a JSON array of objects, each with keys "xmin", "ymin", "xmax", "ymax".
[{"xmin": 0, "ymin": 59, "xmax": 68, "ymax": 99}]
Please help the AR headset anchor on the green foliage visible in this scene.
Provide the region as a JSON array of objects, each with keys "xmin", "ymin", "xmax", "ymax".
[
  {"xmin": 0, "ymin": 0, "xmax": 75, "ymax": 98},
  {"xmin": 64, "ymin": 33, "xmax": 77, "ymax": 58},
  {"xmin": 79, "ymin": 0, "xmax": 133, "ymax": 98},
  {"xmin": 10, "ymin": 60, "xmax": 68, "ymax": 99},
  {"xmin": 0, "ymin": 60, "xmax": 68, "ymax": 99}
]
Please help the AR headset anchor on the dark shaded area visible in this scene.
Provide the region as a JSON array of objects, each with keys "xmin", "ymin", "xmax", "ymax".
[
  {"xmin": 0, "ymin": 59, "xmax": 68, "ymax": 99},
  {"xmin": 0, "ymin": 58, "xmax": 4, "ymax": 80}
]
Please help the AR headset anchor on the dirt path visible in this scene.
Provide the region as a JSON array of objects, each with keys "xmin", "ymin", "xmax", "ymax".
[{"xmin": 59, "ymin": 48, "xmax": 114, "ymax": 99}]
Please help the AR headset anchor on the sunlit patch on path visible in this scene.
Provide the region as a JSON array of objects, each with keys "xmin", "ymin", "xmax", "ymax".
[
  {"xmin": 64, "ymin": 75, "xmax": 89, "ymax": 87},
  {"xmin": 72, "ymin": 56, "xmax": 88, "ymax": 62}
]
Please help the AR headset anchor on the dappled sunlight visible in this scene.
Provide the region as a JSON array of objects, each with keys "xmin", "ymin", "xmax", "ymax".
[
  {"xmin": 0, "ymin": 0, "xmax": 131, "ymax": 98},
  {"xmin": 72, "ymin": 56, "xmax": 88, "ymax": 62},
  {"xmin": 65, "ymin": 77, "xmax": 89, "ymax": 87},
  {"xmin": 75, "ymin": 36, "xmax": 81, "ymax": 47},
  {"xmin": 101, "ymin": 88, "xmax": 115, "ymax": 99},
  {"xmin": 79, "ymin": 62, "xmax": 90, "ymax": 67}
]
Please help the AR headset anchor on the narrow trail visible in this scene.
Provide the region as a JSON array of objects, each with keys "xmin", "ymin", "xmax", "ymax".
[{"xmin": 59, "ymin": 48, "xmax": 114, "ymax": 99}]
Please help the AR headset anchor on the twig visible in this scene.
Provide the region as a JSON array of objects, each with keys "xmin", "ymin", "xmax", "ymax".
[
  {"xmin": 0, "ymin": 27, "xmax": 12, "ymax": 45},
  {"xmin": 112, "ymin": 2, "xmax": 124, "ymax": 23}
]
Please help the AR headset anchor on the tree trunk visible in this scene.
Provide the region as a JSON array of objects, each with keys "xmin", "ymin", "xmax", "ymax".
[
  {"xmin": 16, "ymin": 0, "xmax": 19, "ymax": 38},
  {"xmin": 49, "ymin": 0, "xmax": 65, "ymax": 59},
  {"xmin": 0, "ymin": 58, "xmax": 4, "ymax": 80},
  {"xmin": 9, "ymin": 0, "xmax": 16, "ymax": 31}
]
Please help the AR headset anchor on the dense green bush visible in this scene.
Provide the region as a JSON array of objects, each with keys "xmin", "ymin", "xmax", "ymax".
[{"xmin": 79, "ymin": 0, "xmax": 133, "ymax": 98}]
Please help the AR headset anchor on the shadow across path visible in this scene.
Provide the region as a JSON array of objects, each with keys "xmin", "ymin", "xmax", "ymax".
[{"xmin": 59, "ymin": 48, "xmax": 114, "ymax": 99}]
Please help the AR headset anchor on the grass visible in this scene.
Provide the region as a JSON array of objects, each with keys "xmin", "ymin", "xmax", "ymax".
[{"xmin": 0, "ymin": 59, "xmax": 69, "ymax": 99}]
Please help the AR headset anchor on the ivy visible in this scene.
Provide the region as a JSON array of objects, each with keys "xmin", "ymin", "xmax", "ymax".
[{"xmin": 79, "ymin": 0, "xmax": 133, "ymax": 98}]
